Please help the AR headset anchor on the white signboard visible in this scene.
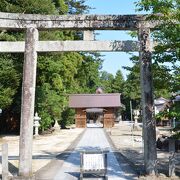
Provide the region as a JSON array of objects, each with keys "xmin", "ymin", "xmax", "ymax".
[{"xmin": 83, "ymin": 154, "xmax": 105, "ymax": 170}]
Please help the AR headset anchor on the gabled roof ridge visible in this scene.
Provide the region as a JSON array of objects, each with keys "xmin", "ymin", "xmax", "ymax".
[{"xmin": 69, "ymin": 93, "xmax": 121, "ymax": 96}]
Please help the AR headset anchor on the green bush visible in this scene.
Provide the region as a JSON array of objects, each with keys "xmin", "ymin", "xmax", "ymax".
[{"xmin": 60, "ymin": 108, "xmax": 75, "ymax": 129}]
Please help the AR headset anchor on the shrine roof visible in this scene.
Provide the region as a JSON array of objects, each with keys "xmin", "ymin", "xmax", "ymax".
[{"xmin": 69, "ymin": 93, "xmax": 122, "ymax": 108}]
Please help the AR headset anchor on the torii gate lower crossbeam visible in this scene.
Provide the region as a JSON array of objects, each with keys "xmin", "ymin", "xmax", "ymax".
[{"xmin": 0, "ymin": 12, "xmax": 158, "ymax": 178}]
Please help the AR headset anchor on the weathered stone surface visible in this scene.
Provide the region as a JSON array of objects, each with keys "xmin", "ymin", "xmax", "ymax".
[
  {"xmin": 19, "ymin": 28, "xmax": 38, "ymax": 177},
  {"xmin": 2, "ymin": 143, "xmax": 9, "ymax": 180},
  {"xmin": 138, "ymin": 22, "xmax": 157, "ymax": 175},
  {"xmin": 0, "ymin": 40, "xmax": 140, "ymax": 52},
  {"xmin": 83, "ymin": 31, "xmax": 94, "ymax": 40},
  {"xmin": 0, "ymin": 12, "xmax": 158, "ymax": 30}
]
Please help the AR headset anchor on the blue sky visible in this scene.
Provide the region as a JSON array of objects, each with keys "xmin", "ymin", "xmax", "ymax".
[{"xmin": 84, "ymin": 0, "xmax": 143, "ymax": 78}]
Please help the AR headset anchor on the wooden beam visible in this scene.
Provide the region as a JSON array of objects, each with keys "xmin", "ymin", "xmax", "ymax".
[
  {"xmin": 0, "ymin": 12, "xmax": 158, "ymax": 30},
  {"xmin": 0, "ymin": 40, "xmax": 140, "ymax": 52}
]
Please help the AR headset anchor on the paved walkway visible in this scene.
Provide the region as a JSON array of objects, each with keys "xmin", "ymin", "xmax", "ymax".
[{"xmin": 53, "ymin": 128, "xmax": 137, "ymax": 180}]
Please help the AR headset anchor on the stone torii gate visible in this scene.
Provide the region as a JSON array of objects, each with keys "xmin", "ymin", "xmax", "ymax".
[{"xmin": 0, "ymin": 12, "xmax": 158, "ymax": 178}]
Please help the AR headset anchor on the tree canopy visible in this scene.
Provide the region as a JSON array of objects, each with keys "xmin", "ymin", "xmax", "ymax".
[
  {"xmin": 0, "ymin": 0, "xmax": 102, "ymax": 132},
  {"xmin": 0, "ymin": 0, "xmax": 179, "ymax": 134}
]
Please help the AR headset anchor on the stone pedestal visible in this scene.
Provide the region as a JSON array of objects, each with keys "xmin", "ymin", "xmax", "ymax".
[{"xmin": 53, "ymin": 120, "xmax": 60, "ymax": 133}]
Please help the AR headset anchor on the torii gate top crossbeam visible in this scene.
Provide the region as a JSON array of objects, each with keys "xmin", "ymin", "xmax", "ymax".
[{"xmin": 0, "ymin": 12, "xmax": 158, "ymax": 30}]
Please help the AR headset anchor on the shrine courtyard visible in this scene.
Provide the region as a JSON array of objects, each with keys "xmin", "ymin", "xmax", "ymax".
[{"xmin": 1, "ymin": 123, "xmax": 179, "ymax": 180}]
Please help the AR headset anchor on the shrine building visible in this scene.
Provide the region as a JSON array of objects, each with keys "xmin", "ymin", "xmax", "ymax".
[{"xmin": 69, "ymin": 88, "xmax": 123, "ymax": 128}]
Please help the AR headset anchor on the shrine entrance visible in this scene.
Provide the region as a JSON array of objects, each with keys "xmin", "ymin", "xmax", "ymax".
[
  {"xmin": 86, "ymin": 108, "xmax": 104, "ymax": 128},
  {"xmin": 69, "ymin": 93, "xmax": 121, "ymax": 128},
  {"xmin": 0, "ymin": 12, "xmax": 160, "ymax": 177}
]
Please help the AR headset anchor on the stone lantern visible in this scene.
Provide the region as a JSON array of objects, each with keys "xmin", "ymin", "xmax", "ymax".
[
  {"xmin": 133, "ymin": 109, "xmax": 140, "ymax": 124},
  {"xmin": 34, "ymin": 112, "xmax": 41, "ymax": 136},
  {"xmin": 133, "ymin": 109, "xmax": 140, "ymax": 130}
]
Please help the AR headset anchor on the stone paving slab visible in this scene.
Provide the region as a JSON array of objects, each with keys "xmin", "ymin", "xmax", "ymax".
[{"xmin": 53, "ymin": 128, "xmax": 138, "ymax": 180}]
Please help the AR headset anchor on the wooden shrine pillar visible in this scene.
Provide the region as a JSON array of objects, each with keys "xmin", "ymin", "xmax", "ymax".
[
  {"xmin": 75, "ymin": 109, "xmax": 86, "ymax": 128},
  {"xmin": 19, "ymin": 28, "xmax": 38, "ymax": 177},
  {"xmin": 138, "ymin": 23, "xmax": 157, "ymax": 175},
  {"xmin": 103, "ymin": 108, "xmax": 114, "ymax": 128}
]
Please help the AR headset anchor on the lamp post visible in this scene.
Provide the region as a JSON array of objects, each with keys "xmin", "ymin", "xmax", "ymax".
[{"xmin": 34, "ymin": 112, "xmax": 41, "ymax": 136}]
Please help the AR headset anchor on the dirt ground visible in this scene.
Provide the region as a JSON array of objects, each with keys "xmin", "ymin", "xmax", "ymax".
[
  {"xmin": 0, "ymin": 123, "xmax": 180, "ymax": 180},
  {"xmin": 108, "ymin": 122, "xmax": 180, "ymax": 179},
  {"xmin": 0, "ymin": 127, "xmax": 84, "ymax": 178}
]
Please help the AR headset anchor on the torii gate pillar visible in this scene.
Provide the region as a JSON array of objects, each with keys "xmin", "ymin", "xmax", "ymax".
[
  {"xmin": 19, "ymin": 28, "xmax": 38, "ymax": 177},
  {"xmin": 139, "ymin": 23, "xmax": 157, "ymax": 175}
]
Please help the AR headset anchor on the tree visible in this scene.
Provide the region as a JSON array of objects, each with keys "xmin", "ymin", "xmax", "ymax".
[
  {"xmin": 65, "ymin": 0, "xmax": 91, "ymax": 14},
  {"xmin": 0, "ymin": 0, "xmax": 57, "ymax": 14},
  {"xmin": 75, "ymin": 53, "xmax": 103, "ymax": 93},
  {"xmin": 136, "ymin": 0, "xmax": 180, "ymax": 64},
  {"xmin": 36, "ymin": 52, "xmax": 84, "ymax": 130},
  {"xmin": 136, "ymin": 0, "xmax": 180, "ymax": 137},
  {"xmin": 172, "ymin": 65, "xmax": 180, "ymax": 92},
  {"xmin": 123, "ymin": 0, "xmax": 179, "ymax": 99},
  {"xmin": 61, "ymin": 108, "xmax": 75, "ymax": 128},
  {"xmin": 152, "ymin": 63, "xmax": 173, "ymax": 98},
  {"xmin": 99, "ymin": 71, "xmax": 114, "ymax": 93},
  {"xmin": 0, "ymin": 54, "xmax": 20, "ymax": 108},
  {"xmin": 0, "ymin": 0, "xmax": 61, "ymax": 133},
  {"xmin": 112, "ymin": 70, "xmax": 124, "ymax": 93},
  {"xmin": 123, "ymin": 56, "xmax": 141, "ymax": 101},
  {"xmin": 0, "ymin": 0, "xmax": 102, "ymax": 132}
]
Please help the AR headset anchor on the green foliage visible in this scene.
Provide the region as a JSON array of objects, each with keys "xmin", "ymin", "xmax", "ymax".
[
  {"xmin": 136, "ymin": 0, "xmax": 180, "ymax": 64},
  {"xmin": 38, "ymin": 111, "xmax": 53, "ymax": 132},
  {"xmin": 60, "ymin": 108, "xmax": 75, "ymax": 128},
  {"xmin": 0, "ymin": 0, "xmax": 103, "ymax": 132},
  {"xmin": 136, "ymin": 0, "xmax": 177, "ymax": 13},
  {"xmin": 155, "ymin": 110, "xmax": 169, "ymax": 121},
  {"xmin": 0, "ymin": 0, "xmax": 57, "ymax": 14},
  {"xmin": 53, "ymin": 0, "xmax": 68, "ymax": 14},
  {"xmin": 155, "ymin": 100, "xmax": 180, "ymax": 139},
  {"xmin": 123, "ymin": 0, "xmax": 179, "ymax": 119},
  {"xmin": 99, "ymin": 71, "xmax": 114, "ymax": 93},
  {"xmin": 0, "ymin": 54, "xmax": 20, "ymax": 108},
  {"xmin": 75, "ymin": 53, "xmax": 103, "ymax": 93},
  {"xmin": 152, "ymin": 63, "xmax": 173, "ymax": 98},
  {"xmin": 172, "ymin": 65, "xmax": 180, "ymax": 92},
  {"xmin": 36, "ymin": 51, "xmax": 84, "ymax": 130},
  {"xmin": 136, "ymin": 0, "xmax": 180, "ymax": 137},
  {"xmin": 123, "ymin": 56, "xmax": 141, "ymax": 100},
  {"xmin": 66, "ymin": 0, "xmax": 91, "ymax": 14},
  {"xmin": 112, "ymin": 70, "xmax": 125, "ymax": 93},
  {"xmin": 122, "ymin": 56, "xmax": 173, "ymax": 119},
  {"xmin": 2, "ymin": 0, "xmax": 178, "ymax": 133},
  {"xmin": 170, "ymin": 100, "xmax": 180, "ymax": 120}
]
